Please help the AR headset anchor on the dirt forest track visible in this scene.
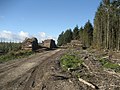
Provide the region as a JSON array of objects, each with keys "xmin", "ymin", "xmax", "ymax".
[
  {"xmin": 0, "ymin": 49, "xmax": 65, "ymax": 90},
  {"xmin": 0, "ymin": 48, "xmax": 120, "ymax": 90}
]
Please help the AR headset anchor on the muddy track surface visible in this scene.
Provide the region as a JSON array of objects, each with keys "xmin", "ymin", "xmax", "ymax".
[
  {"xmin": 0, "ymin": 49, "xmax": 120, "ymax": 90},
  {"xmin": 0, "ymin": 49, "xmax": 64, "ymax": 90}
]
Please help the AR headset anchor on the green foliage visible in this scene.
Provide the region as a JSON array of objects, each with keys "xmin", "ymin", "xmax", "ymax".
[
  {"xmin": 57, "ymin": 32, "xmax": 64, "ymax": 46},
  {"xmin": 73, "ymin": 25, "xmax": 79, "ymax": 40},
  {"xmin": 63, "ymin": 29, "xmax": 73, "ymax": 44},
  {"xmin": 79, "ymin": 27, "xmax": 84, "ymax": 41},
  {"xmin": 94, "ymin": 0, "xmax": 120, "ymax": 50},
  {"xmin": 83, "ymin": 20, "xmax": 93, "ymax": 48},
  {"xmin": 57, "ymin": 22, "xmax": 93, "ymax": 48},
  {"xmin": 60, "ymin": 54, "xmax": 83, "ymax": 71},
  {"xmin": 57, "ymin": 29, "xmax": 73, "ymax": 46},
  {"xmin": 100, "ymin": 58, "xmax": 120, "ymax": 72},
  {"xmin": 0, "ymin": 42, "xmax": 21, "ymax": 53},
  {"xmin": 102, "ymin": 0, "xmax": 110, "ymax": 5},
  {"xmin": 57, "ymin": 0, "xmax": 120, "ymax": 51},
  {"xmin": 0, "ymin": 50, "xmax": 34, "ymax": 62}
]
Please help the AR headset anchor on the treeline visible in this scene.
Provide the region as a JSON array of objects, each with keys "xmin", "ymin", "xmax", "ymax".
[
  {"xmin": 0, "ymin": 42, "xmax": 21, "ymax": 54},
  {"xmin": 57, "ymin": 20, "xmax": 93, "ymax": 48},
  {"xmin": 57, "ymin": 0, "xmax": 120, "ymax": 50},
  {"xmin": 94, "ymin": 0, "xmax": 120, "ymax": 50}
]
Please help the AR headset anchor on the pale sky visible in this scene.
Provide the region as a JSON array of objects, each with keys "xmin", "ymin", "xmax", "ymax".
[{"xmin": 0, "ymin": 0, "xmax": 101, "ymax": 42}]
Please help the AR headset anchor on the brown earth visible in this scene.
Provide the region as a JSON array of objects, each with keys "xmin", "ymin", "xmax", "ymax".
[
  {"xmin": 0, "ymin": 49, "xmax": 120, "ymax": 90},
  {"xmin": 0, "ymin": 49, "xmax": 65, "ymax": 90}
]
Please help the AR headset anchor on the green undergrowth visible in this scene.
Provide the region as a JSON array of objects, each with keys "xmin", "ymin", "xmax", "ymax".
[
  {"xmin": 0, "ymin": 50, "xmax": 34, "ymax": 62},
  {"xmin": 100, "ymin": 58, "xmax": 120, "ymax": 73},
  {"xmin": 60, "ymin": 53, "xmax": 83, "ymax": 71}
]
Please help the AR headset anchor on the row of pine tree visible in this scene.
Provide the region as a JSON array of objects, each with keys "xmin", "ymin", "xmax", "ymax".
[
  {"xmin": 57, "ymin": 21, "xmax": 93, "ymax": 48},
  {"xmin": 94, "ymin": 0, "xmax": 120, "ymax": 50},
  {"xmin": 57, "ymin": 0, "xmax": 120, "ymax": 50}
]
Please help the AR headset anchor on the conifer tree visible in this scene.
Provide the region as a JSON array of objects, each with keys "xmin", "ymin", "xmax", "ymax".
[
  {"xmin": 83, "ymin": 20, "xmax": 93, "ymax": 47},
  {"xmin": 57, "ymin": 32, "xmax": 64, "ymax": 46},
  {"xmin": 79, "ymin": 27, "xmax": 84, "ymax": 42},
  {"xmin": 73, "ymin": 25, "xmax": 79, "ymax": 40},
  {"xmin": 94, "ymin": 0, "xmax": 120, "ymax": 50},
  {"xmin": 64, "ymin": 29, "xmax": 73, "ymax": 44}
]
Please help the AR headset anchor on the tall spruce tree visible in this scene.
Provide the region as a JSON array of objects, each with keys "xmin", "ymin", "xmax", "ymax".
[
  {"xmin": 94, "ymin": 0, "xmax": 120, "ymax": 50},
  {"xmin": 57, "ymin": 0, "xmax": 120, "ymax": 50},
  {"xmin": 73, "ymin": 25, "xmax": 79, "ymax": 40},
  {"xmin": 83, "ymin": 20, "xmax": 93, "ymax": 47},
  {"xmin": 64, "ymin": 29, "xmax": 73, "ymax": 44},
  {"xmin": 57, "ymin": 31, "xmax": 64, "ymax": 46},
  {"xmin": 79, "ymin": 27, "xmax": 84, "ymax": 42}
]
